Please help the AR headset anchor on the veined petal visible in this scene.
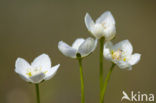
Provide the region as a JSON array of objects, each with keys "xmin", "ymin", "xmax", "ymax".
[
  {"xmin": 96, "ymin": 11, "xmax": 115, "ymax": 25},
  {"xmin": 85, "ymin": 13, "xmax": 95, "ymax": 32},
  {"xmin": 113, "ymin": 40, "xmax": 133, "ymax": 55},
  {"xmin": 78, "ymin": 37, "xmax": 97, "ymax": 57},
  {"xmin": 44, "ymin": 64, "xmax": 60, "ymax": 80},
  {"xmin": 128, "ymin": 53, "xmax": 141, "ymax": 65},
  {"xmin": 72, "ymin": 38, "xmax": 85, "ymax": 50},
  {"xmin": 103, "ymin": 41, "xmax": 113, "ymax": 60},
  {"xmin": 15, "ymin": 58, "xmax": 31, "ymax": 75},
  {"xmin": 29, "ymin": 73, "xmax": 45, "ymax": 83},
  {"xmin": 31, "ymin": 54, "xmax": 51, "ymax": 70},
  {"xmin": 58, "ymin": 41, "xmax": 77, "ymax": 58}
]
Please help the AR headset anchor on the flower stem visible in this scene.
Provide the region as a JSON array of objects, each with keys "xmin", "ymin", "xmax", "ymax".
[
  {"xmin": 35, "ymin": 84, "xmax": 40, "ymax": 103},
  {"xmin": 100, "ymin": 63, "xmax": 115, "ymax": 103},
  {"xmin": 99, "ymin": 37, "xmax": 104, "ymax": 100},
  {"xmin": 78, "ymin": 57, "xmax": 85, "ymax": 103}
]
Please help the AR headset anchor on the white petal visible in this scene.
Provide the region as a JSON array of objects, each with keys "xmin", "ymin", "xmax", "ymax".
[
  {"xmin": 44, "ymin": 64, "xmax": 60, "ymax": 80},
  {"xmin": 58, "ymin": 41, "xmax": 77, "ymax": 58},
  {"xmin": 29, "ymin": 73, "xmax": 45, "ymax": 83},
  {"xmin": 90, "ymin": 24, "xmax": 105, "ymax": 39},
  {"xmin": 128, "ymin": 53, "xmax": 141, "ymax": 65},
  {"xmin": 78, "ymin": 37, "xmax": 97, "ymax": 57},
  {"xmin": 72, "ymin": 38, "xmax": 85, "ymax": 50},
  {"xmin": 103, "ymin": 26, "xmax": 116, "ymax": 41},
  {"xmin": 115, "ymin": 60, "xmax": 131, "ymax": 69},
  {"xmin": 18, "ymin": 74, "xmax": 32, "ymax": 82},
  {"xmin": 31, "ymin": 54, "xmax": 51, "ymax": 70},
  {"xmin": 84, "ymin": 13, "xmax": 95, "ymax": 32},
  {"xmin": 103, "ymin": 41, "xmax": 113, "ymax": 60},
  {"xmin": 113, "ymin": 40, "xmax": 133, "ymax": 55},
  {"xmin": 96, "ymin": 11, "xmax": 116, "ymax": 40},
  {"xmin": 96, "ymin": 11, "xmax": 115, "ymax": 25},
  {"xmin": 15, "ymin": 58, "xmax": 30, "ymax": 75}
]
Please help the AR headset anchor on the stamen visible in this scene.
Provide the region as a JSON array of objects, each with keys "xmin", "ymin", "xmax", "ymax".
[
  {"xmin": 26, "ymin": 67, "xmax": 43, "ymax": 77},
  {"xmin": 44, "ymin": 71, "xmax": 48, "ymax": 74},
  {"xmin": 123, "ymin": 58, "xmax": 126, "ymax": 61},
  {"xmin": 26, "ymin": 72, "xmax": 32, "ymax": 77},
  {"xmin": 112, "ymin": 49, "xmax": 122, "ymax": 60},
  {"xmin": 111, "ymin": 50, "xmax": 114, "ymax": 54}
]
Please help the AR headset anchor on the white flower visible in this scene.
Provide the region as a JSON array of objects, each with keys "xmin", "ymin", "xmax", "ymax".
[
  {"xmin": 103, "ymin": 40, "xmax": 141, "ymax": 70},
  {"xmin": 15, "ymin": 54, "xmax": 60, "ymax": 83},
  {"xmin": 85, "ymin": 11, "xmax": 116, "ymax": 40},
  {"xmin": 58, "ymin": 37, "xmax": 97, "ymax": 58}
]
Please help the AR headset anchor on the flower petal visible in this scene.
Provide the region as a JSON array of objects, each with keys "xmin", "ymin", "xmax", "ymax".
[
  {"xmin": 29, "ymin": 73, "xmax": 45, "ymax": 83},
  {"xmin": 96, "ymin": 11, "xmax": 115, "ymax": 25},
  {"xmin": 103, "ymin": 26, "xmax": 116, "ymax": 41},
  {"xmin": 44, "ymin": 64, "xmax": 60, "ymax": 80},
  {"xmin": 103, "ymin": 41, "xmax": 113, "ymax": 60},
  {"xmin": 18, "ymin": 74, "xmax": 32, "ymax": 82},
  {"xmin": 113, "ymin": 40, "xmax": 133, "ymax": 55},
  {"xmin": 31, "ymin": 54, "xmax": 51, "ymax": 70},
  {"xmin": 72, "ymin": 38, "xmax": 85, "ymax": 50},
  {"xmin": 128, "ymin": 53, "xmax": 141, "ymax": 65},
  {"xmin": 15, "ymin": 58, "xmax": 30, "ymax": 75},
  {"xmin": 58, "ymin": 41, "xmax": 77, "ymax": 58},
  {"xmin": 78, "ymin": 37, "xmax": 97, "ymax": 57},
  {"xmin": 84, "ymin": 13, "xmax": 95, "ymax": 32},
  {"xmin": 115, "ymin": 60, "xmax": 131, "ymax": 70},
  {"xmin": 96, "ymin": 11, "xmax": 116, "ymax": 40}
]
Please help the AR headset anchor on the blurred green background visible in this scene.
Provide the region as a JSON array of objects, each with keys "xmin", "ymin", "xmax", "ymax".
[{"xmin": 0, "ymin": 0, "xmax": 156, "ymax": 103}]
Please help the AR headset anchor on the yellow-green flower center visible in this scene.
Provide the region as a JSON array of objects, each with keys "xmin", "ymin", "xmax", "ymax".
[
  {"xmin": 111, "ymin": 49, "xmax": 127, "ymax": 61},
  {"xmin": 26, "ymin": 67, "xmax": 47, "ymax": 77}
]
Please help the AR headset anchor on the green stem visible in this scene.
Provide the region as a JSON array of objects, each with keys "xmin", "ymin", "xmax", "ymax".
[
  {"xmin": 35, "ymin": 84, "xmax": 40, "ymax": 103},
  {"xmin": 78, "ymin": 57, "xmax": 85, "ymax": 103},
  {"xmin": 100, "ymin": 63, "xmax": 115, "ymax": 103},
  {"xmin": 99, "ymin": 37, "xmax": 104, "ymax": 100}
]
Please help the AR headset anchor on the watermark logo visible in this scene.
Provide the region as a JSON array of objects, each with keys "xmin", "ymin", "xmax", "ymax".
[{"xmin": 121, "ymin": 91, "xmax": 155, "ymax": 102}]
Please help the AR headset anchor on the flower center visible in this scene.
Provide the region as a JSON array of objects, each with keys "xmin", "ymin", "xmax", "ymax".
[
  {"xmin": 26, "ymin": 67, "xmax": 47, "ymax": 77},
  {"xmin": 111, "ymin": 49, "xmax": 127, "ymax": 61},
  {"xmin": 112, "ymin": 49, "xmax": 122, "ymax": 60}
]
